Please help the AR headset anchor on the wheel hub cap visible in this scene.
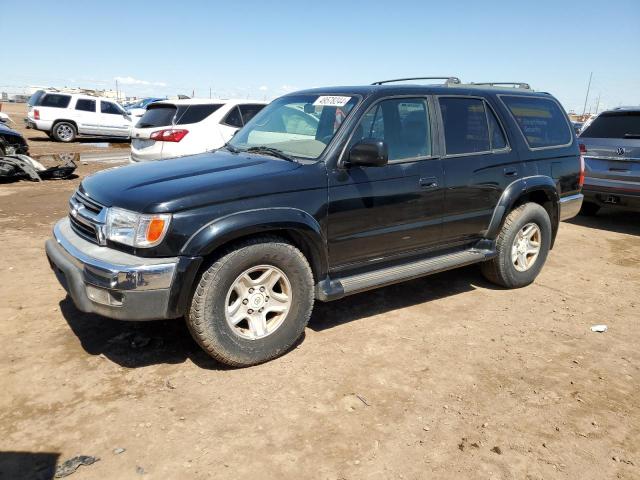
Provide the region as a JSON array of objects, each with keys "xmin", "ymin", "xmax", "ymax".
[
  {"xmin": 224, "ymin": 265, "xmax": 292, "ymax": 340},
  {"xmin": 511, "ymin": 222, "xmax": 542, "ymax": 272}
]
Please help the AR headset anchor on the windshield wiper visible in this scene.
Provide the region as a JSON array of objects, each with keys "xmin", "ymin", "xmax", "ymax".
[
  {"xmin": 246, "ymin": 146, "xmax": 296, "ymax": 162},
  {"xmin": 222, "ymin": 143, "xmax": 241, "ymax": 153},
  {"xmin": 623, "ymin": 133, "xmax": 640, "ymax": 138}
]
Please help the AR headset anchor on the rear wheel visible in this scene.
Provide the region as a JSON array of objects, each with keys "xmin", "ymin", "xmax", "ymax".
[
  {"xmin": 481, "ymin": 202, "xmax": 551, "ymax": 288},
  {"xmin": 186, "ymin": 236, "xmax": 314, "ymax": 367},
  {"xmin": 580, "ymin": 201, "xmax": 600, "ymax": 216},
  {"xmin": 52, "ymin": 122, "xmax": 76, "ymax": 142}
]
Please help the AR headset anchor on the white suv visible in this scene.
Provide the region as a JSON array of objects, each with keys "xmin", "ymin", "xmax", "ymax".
[
  {"xmin": 130, "ymin": 99, "xmax": 266, "ymax": 162},
  {"xmin": 25, "ymin": 91, "xmax": 132, "ymax": 142}
]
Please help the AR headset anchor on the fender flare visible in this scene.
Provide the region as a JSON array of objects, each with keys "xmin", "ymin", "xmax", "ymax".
[
  {"xmin": 181, "ymin": 207, "xmax": 328, "ymax": 279},
  {"xmin": 485, "ymin": 175, "xmax": 560, "ymax": 240}
]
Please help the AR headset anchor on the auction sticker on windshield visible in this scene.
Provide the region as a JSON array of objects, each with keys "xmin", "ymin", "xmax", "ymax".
[{"xmin": 313, "ymin": 96, "xmax": 352, "ymax": 107}]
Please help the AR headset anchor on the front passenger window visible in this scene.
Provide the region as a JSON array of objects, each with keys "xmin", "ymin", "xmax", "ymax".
[{"xmin": 350, "ymin": 98, "xmax": 431, "ymax": 161}]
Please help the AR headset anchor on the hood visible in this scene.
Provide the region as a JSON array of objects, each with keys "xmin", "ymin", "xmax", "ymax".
[
  {"xmin": 80, "ymin": 150, "xmax": 305, "ymax": 213},
  {"xmin": 0, "ymin": 122, "xmax": 22, "ymax": 137}
]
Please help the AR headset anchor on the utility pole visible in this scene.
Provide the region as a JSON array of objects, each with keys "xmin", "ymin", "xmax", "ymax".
[
  {"xmin": 115, "ymin": 79, "xmax": 119, "ymax": 101},
  {"xmin": 209, "ymin": 87, "xmax": 211, "ymax": 99},
  {"xmin": 581, "ymin": 72, "xmax": 592, "ymax": 117}
]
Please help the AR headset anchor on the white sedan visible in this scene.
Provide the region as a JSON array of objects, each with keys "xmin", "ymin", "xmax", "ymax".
[{"xmin": 130, "ymin": 99, "xmax": 266, "ymax": 162}]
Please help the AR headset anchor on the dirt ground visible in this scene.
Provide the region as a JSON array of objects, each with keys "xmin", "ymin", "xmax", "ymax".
[{"xmin": 1, "ymin": 106, "xmax": 639, "ymax": 479}]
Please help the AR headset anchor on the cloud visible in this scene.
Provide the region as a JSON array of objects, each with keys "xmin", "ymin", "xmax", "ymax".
[
  {"xmin": 258, "ymin": 85, "xmax": 269, "ymax": 91},
  {"xmin": 280, "ymin": 84, "xmax": 297, "ymax": 93},
  {"xmin": 114, "ymin": 76, "xmax": 167, "ymax": 87}
]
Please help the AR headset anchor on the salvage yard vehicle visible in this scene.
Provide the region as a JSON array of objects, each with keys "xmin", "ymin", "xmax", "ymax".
[
  {"xmin": 125, "ymin": 97, "xmax": 165, "ymax": 119},
  {"xmin": 0, "ymin": 119, "xmax": 29, "ymax": 156},
  {"xmin": 45, "ymin": 78, "xmax": 584, "ymax": 367},
  {"xmin": 25, "ymin": 91, "xmax": 132, "ymax": 142},
  {"xmin": 130, "ymin": 99, "xmax": 267, "ymax": 162},
  {"xmin": 578, "ymin": 106, "xmax": 640, "ymax": 214}
]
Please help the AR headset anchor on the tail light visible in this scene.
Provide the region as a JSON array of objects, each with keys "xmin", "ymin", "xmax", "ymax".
[
  {"xmin": 150, "ymin": 129, "xmax": 188, "ymax": 142},
  {"xmin": 578, "ymin": 143, "xmax": 586, "ymax": 188},
  {"xmin": 34, "ymin": 109, "xmax": 40, "ymax": 120}
]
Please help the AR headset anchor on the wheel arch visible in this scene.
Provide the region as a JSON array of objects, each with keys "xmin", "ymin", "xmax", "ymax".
[
  {"xmin": 52, "ymin": 119, "xmax": 78, "ymax": 133},
  {"xmin": 486, "ymin": 176, "xmax": 560, "ymax": 248},
  {"xmin": 181, "ymin": 208, "xmax": 328, "ymax": 282}
]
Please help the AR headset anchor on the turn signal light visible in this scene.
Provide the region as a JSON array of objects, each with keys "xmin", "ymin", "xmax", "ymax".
[
  {"xmin": 146, "ymin": 218, "xmax": 167, "ymax": 243},
  {"xmin": 150, "ymin": 129, "xmax": 189, "ymax": 142}
]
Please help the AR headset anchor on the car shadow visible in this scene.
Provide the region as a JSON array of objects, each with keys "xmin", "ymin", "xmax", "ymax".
[
  {"xmin": 59, "ymin": 299, "xmax": 232, "ymax": 371},
  {"xmin": 0, "ymin": 451, "xmax": 60, "ymax": 480},
  {"xmin": 568, "ymin": 208, "xmax": 640, "ymax": 236},
  {"xmin": 28, "ymin": 136, "xmax": 130, "ymax": 146},
  {"xmin": 59, "ymin": 265, "xmax": 495, "ymax": 369},
  {"xmin": 309, "ymin": 265, "xmax": 494, "ymax": 331}
]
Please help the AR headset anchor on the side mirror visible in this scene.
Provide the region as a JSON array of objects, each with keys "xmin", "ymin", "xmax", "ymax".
[{"xmin": 347, "ymin": 139, "xmax": 388, "ymax": 167}]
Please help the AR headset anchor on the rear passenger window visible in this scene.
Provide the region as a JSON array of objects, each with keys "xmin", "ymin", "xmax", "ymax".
[
  {"xmin": 223, "ymin": 107, "xmax": 243, "ymax": 128},
  {"xmin": 350, "ymin": 98, "xmax": 431, "ymax": 161},
  {"xmin": 439, "ymin": 98, "xmax": 490, "ymax": 154},
  {"xmin": 40, "ymin": 94, "xmax": 71, "ymax": 108},
  {"xmin": 176, "ymin": 104, "xmax": 222, "ymax": 125},
  {"xmin": 75, "ymin": 99, "xmax": 96, "ymax": 112},
  {"xmin": 501, "ymin": 95, "xmax": 572, "ymax": 148}
]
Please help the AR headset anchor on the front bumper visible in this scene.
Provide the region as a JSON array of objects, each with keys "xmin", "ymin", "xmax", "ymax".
[
  {"xmin": 559, "ymin": 193, "xmax": 584, "ymax": 221},
  {"xmin": 45, "ymin": 218, "xmax": 182, "ymax": 321}
]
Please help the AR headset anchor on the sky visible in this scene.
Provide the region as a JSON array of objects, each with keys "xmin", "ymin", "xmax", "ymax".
[{"xmin": 1, "ymin": 0, "xmax": 639, "ymax": 113}]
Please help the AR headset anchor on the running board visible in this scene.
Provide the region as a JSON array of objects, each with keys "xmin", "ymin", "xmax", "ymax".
[{"xmin": 316, "ymin": 249, "xmax": 493, "ymax": 301}]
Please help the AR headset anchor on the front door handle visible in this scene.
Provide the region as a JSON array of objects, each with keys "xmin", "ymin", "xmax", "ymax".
[
  {"xmin": 419, "ymin": 177, "xmax": 438, "ymax": 188},
  {"xmin": 503, "ymin": 168, "xmax": 519, "ymax": 177}
]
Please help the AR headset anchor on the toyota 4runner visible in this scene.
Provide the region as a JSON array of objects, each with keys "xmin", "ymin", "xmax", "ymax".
[{"xmin": 46, "ymin": 78, "xmax": 584, "ymax": 366}]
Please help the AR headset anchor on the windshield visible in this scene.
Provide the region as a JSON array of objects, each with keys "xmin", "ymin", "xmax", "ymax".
[{"xmin": 229, "ymin": 94, "xmax": 359, "ymax": 159}]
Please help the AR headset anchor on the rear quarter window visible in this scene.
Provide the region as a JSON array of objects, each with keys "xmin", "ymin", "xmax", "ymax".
[
  {"xmin": 501, "ymin": 95, "xmax": 572, "ymax": 148},
  {"xmin": 40, "ymin": 94, "xmax": 71, "ymax": 109}
]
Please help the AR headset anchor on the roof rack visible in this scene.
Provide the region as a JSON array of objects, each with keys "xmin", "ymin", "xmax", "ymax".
[
  {"xmin": 372, "ymin": 76, "xmax": 461, "ymax": 86},
  {"xmin": 470, "ymin": 82, "xmax": 531, "ymax": 90}
]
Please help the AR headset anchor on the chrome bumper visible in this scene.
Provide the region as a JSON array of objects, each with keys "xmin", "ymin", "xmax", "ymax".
[
  {"xmin": 45, "ymin": 218, "xmax": 179, "ymax": 320},
  {"xmin": 559, "ymin": 193, "xmax": 584, "ymax": 221}
]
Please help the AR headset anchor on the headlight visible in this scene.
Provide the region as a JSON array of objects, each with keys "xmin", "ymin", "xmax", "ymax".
[{"xmin": 106, "ymin": 207, "xmax": 171, "ymax": 248}]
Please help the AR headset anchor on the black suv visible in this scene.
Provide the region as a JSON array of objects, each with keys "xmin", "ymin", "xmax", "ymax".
[{"xmin": 46, "ymin": 78, "xmax": 583, "ymax": 366}]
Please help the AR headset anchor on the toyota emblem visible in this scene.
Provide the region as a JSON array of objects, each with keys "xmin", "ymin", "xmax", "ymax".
[{"xmin": 616, "ymin": 147, "xmax": 626, "ymax": 155}]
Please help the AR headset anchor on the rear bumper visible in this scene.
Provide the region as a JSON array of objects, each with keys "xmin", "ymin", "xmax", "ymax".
[
  {"xmin": 559, "ymin": 193, "xmax": 584, "ymax": 221},
  {"xmin": 45, "ymin": 218, "xmax": 191, "ymax": 321},
  {"xmin": 583, "ymin": 177, "xmax": 640, "ymax": 209}
]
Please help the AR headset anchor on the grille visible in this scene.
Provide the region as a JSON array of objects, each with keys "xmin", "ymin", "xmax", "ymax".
[{"xmin": 68, "ymin": 190, "xmax": 107, "ymax": 244}]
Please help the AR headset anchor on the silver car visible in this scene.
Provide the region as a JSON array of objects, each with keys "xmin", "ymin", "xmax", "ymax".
[{"xmin": 578, "ymin": 107, "xmax": 640, "ymax": 214}]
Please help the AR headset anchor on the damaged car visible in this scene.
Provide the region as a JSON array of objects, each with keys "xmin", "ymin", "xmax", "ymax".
[{"xmin": 0, "ymin": 118, "xmax": 29, "ymax": 156}]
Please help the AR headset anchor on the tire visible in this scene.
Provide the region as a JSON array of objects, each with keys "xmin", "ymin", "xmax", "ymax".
[
  {"xmin": 52, "ymin": 122, "xmax": 76, "ymax": 142},
  {"xmin": 481, "ymin": 202, "xmax": 552, "ymax": 289},
  {"xmin": 186, "ymin": 236, "xmax": 315, "ymax": 367},
  {"xmin": 579, "ymin": 201, "xmax": 600, "ymax": 216}
]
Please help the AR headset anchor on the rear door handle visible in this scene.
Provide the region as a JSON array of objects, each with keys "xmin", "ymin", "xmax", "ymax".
[
  {"xmin": 419, "ymin": 177, "xmax": 438, "ymax": 188},
  {"xmin": 503, "ymin": 168, "xmax": 518, "ymax": 177}
]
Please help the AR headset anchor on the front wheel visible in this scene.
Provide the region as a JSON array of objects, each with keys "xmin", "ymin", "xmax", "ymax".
[
  {"xmin": 481, "ymin": 202, "xmax": 551, "ymax": 288},
  {"xmin": 186, "ymin": 236, "xmax": 314, "ymax": 367}
]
